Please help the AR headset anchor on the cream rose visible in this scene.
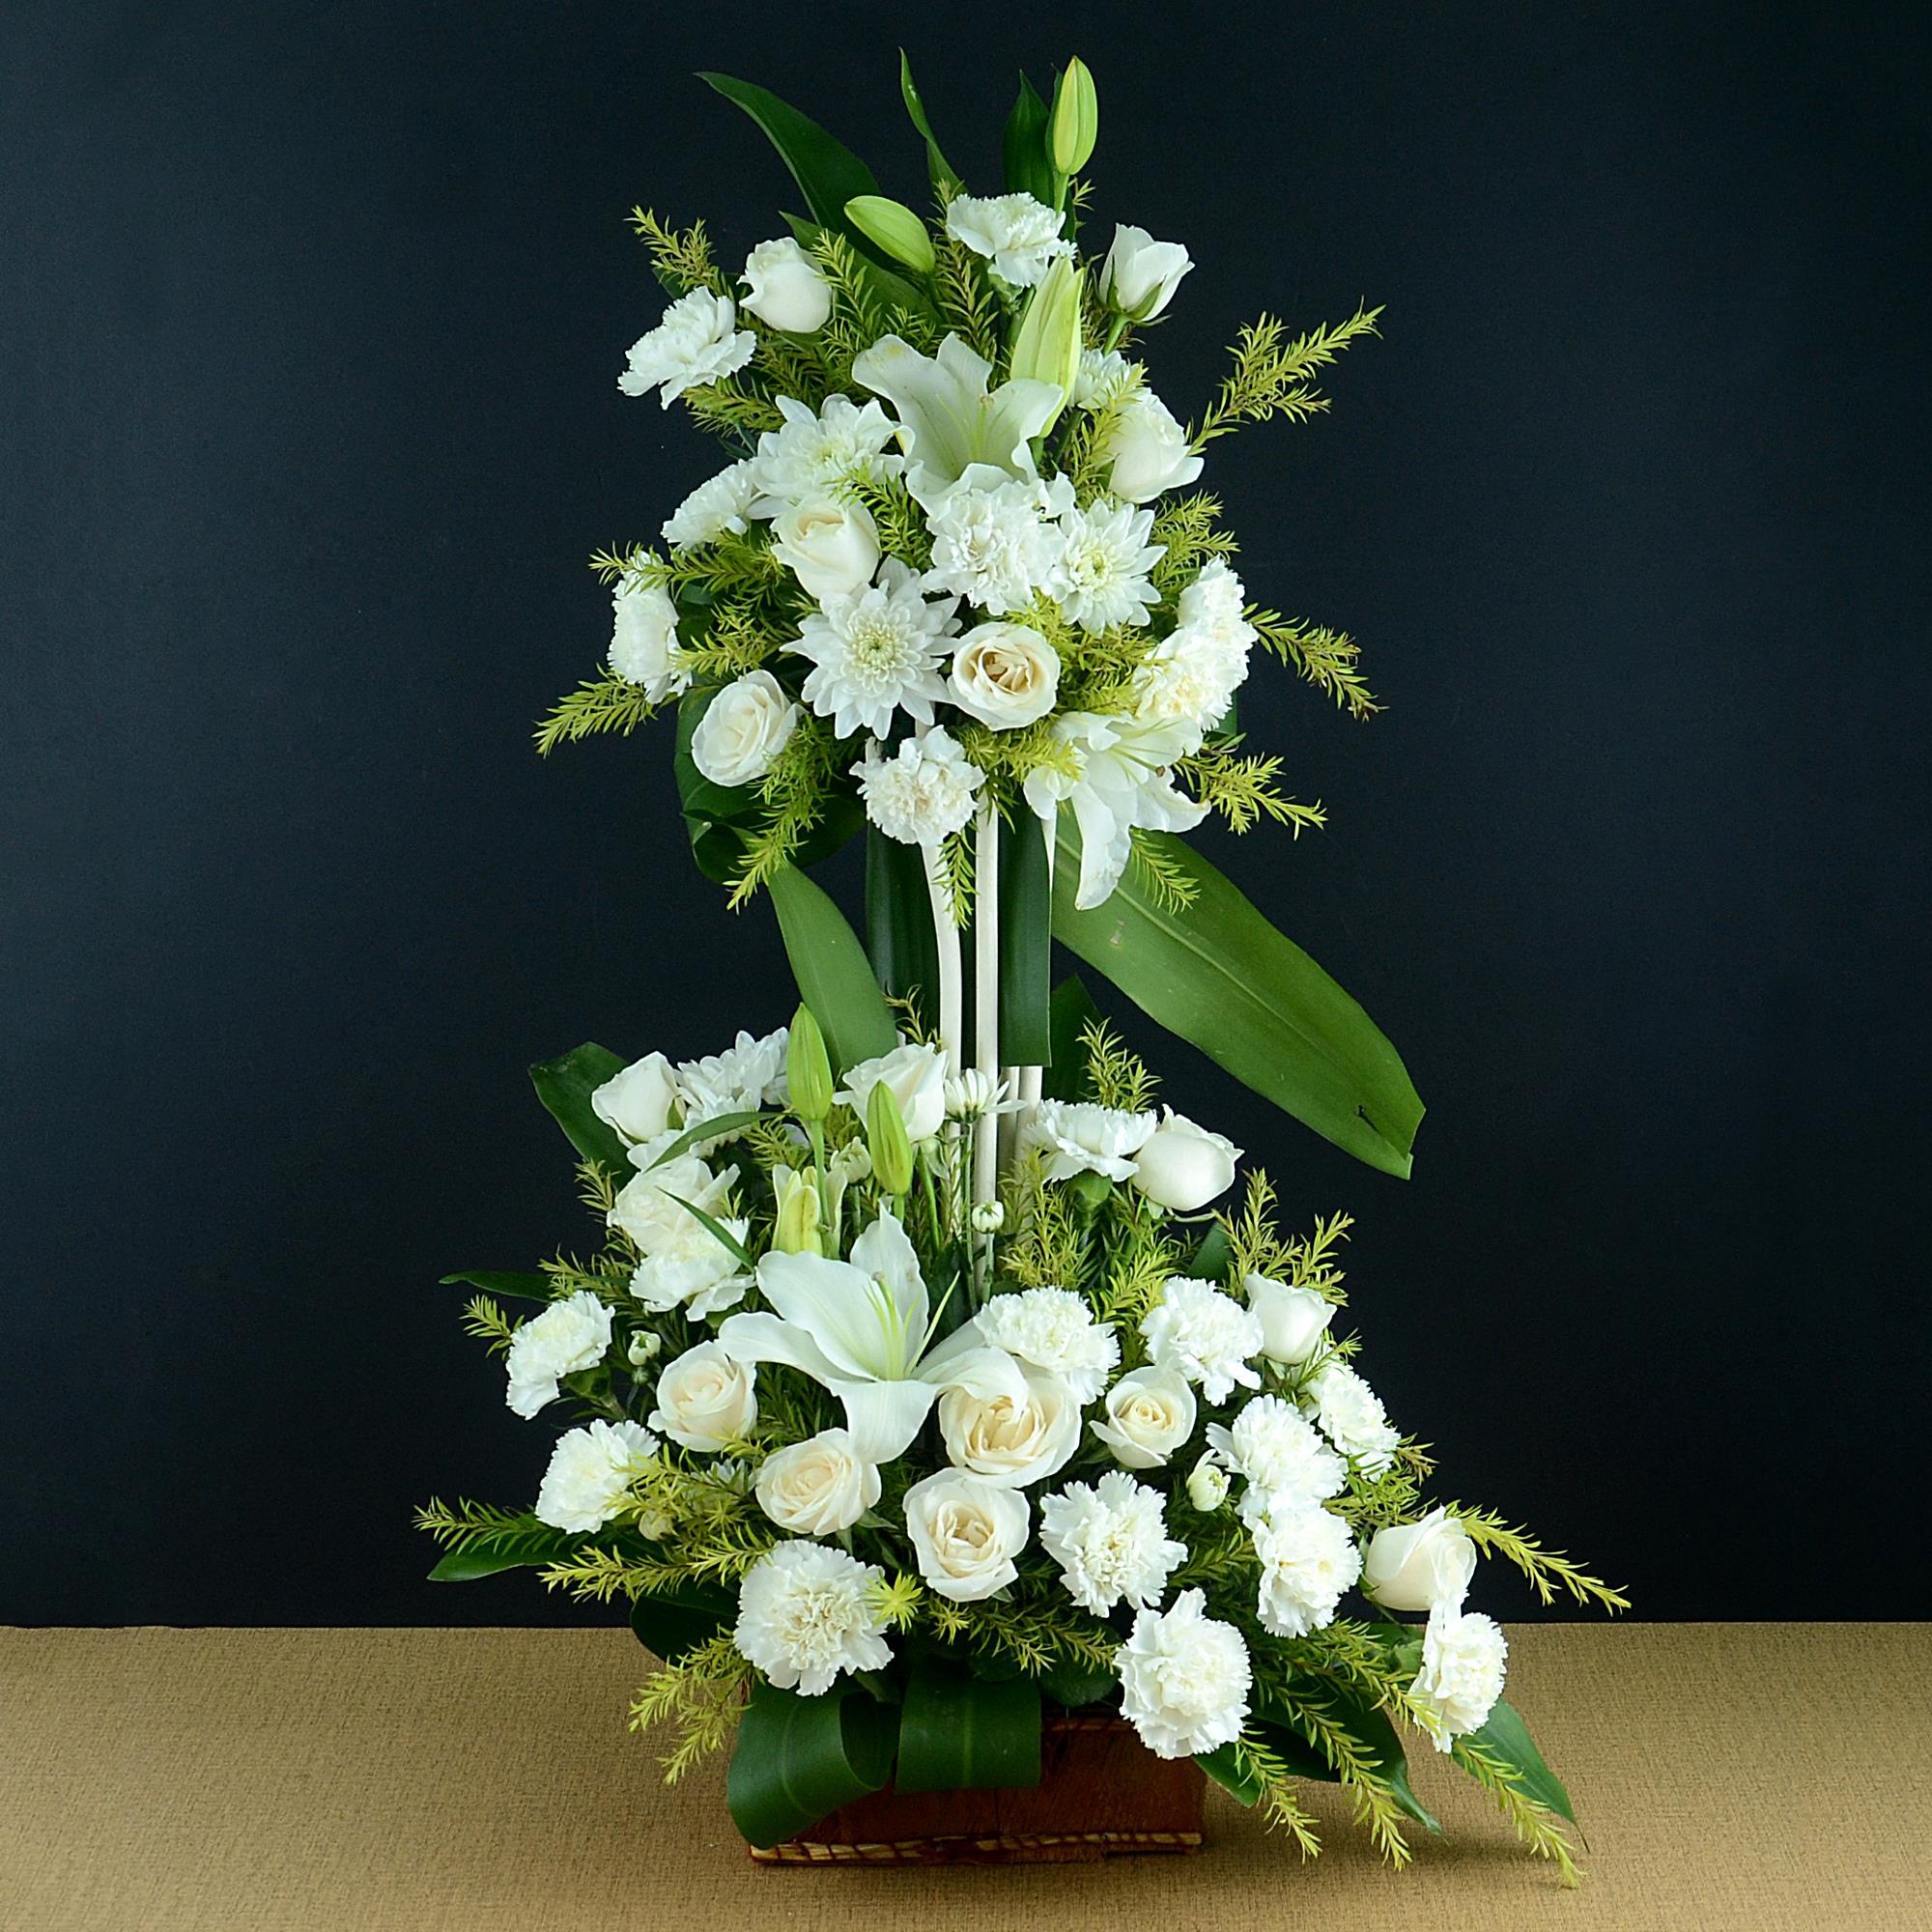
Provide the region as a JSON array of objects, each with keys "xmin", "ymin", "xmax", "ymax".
[
  {"xmin": 1130, "ymin": 1108, "xmax": 1240, "ymax": 1211},
  {"xmin": 1090, "ymin": 1366, "xmax": 1197, "ymax": 1469},
  {"xmin": 591, "ymin": 1051, "xmax": 678, "ymax": 1145},
  {"xmin": 647, "ymin": 1341, "xmax": 757, "ymax": 1452},
  {"xmin": 1101, "ymin": 223, "xmax": 1194, "ymax": 320},
  {"xmin": 739, "ymin": 237, "xmax": 832, "ymax": 334},
  {"xmin": 1362, "ymin": 1507, "xmax": 1478, "ymax": 1613},
  {"xmin": 690, "ymin": 670, "xmax": 799, "ymax": 787},
  {"xmin": 771, "ymin": 496, "xmax": 880, "ymax": 602},
  {"xmin": 1101, "ymin": 391, "xmax": 1204, "ymax": 503},
  {"xmin": 836, "ymin": 1041, "xmax": 948, "ymax": 1142},
  {"xmin": 902, "ymin": 1470, "xmax": 1031, "ymax": 1602},
  {"xmin": 950, "ymin": 622, "xmax": 1061, "ymax": 729},
  {"xmin": 938, "ymin": 1367, "xmax": 1080, "ymax": 1489},
  {"xmin": 754, "ymin": 1428, "xmax": 880, "ymax": 1535},
  {"xmin": 1244, "ymin": 1272, "xmax": 1336, "ymax": 1366}
]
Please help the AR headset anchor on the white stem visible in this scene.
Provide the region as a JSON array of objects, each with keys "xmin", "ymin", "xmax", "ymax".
[
  {"xmin": 923, "ymin": 841, "xmax": 963, "ymax": 1077},
  {"xmin": 972, "ymin": 807, "xmax": 1000, "ymax": 1210},
  {"xmin": 1015, "ymin": 816, "xmax": 1055, "ymax": 1110}
]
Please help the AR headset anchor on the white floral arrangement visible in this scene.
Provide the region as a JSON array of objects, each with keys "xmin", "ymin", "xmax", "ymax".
[{"xmin": 422, "ymin": 56, "xmax": 1624, "ymax": 1873}]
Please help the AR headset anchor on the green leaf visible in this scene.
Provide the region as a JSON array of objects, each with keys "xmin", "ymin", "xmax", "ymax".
[
  {"xmin": 661, "ymin": 1192, "xmax": 755, "ymax": 1269},
  {"xmin": 1040, "ymin": 1658, "xmax": 1116, "ymax": 1711},
  {"xmin": 725, "ymin": 1682, "xmax": 897, "ymax": 1847},
  {"xmin": 998, "ymin": 813, "xmax": 1053, "ymax": 1065},
  {"xmin": 698, "ymin": 73, "xmax": 880, "ymax": 239},
  {"xmin": 1043, "ymin": 974, "xmax": 1101, "ymax": 1100},
  {"xmin": 630, "ymin": 1578, "xmax": 734, "ymax": 1662},
  {"xmin": 439, "ymin": 1269, "xmax": 551, "ymax": 1302},
  {"xmin": 1196, "ymin": 1741, "xmax": 1264, "ymax": 1804},
  {"xmin": 529, "ymin": 1043, "xmax": 631, "ymax": 1179},
  {"xmin": 865, "ymin": 829, "xmax": 939, "ymax": 1024},
  {"xmin": 1051, "ymin": 820, "xmax": 1424, "ymax": 1178},
  {"xmin": 894, "ymin": 1662, "xmax": 1041, "ymax": 1794},
  {"xmin": 1001, "ymin": 73, "xmax": 1058, "ymax": 206},
  {"xmin": 767, "ymin": 864, "xmax": 899, "ymax": 1074},
  {"xmin": 644, "ymin": 1111, "xmax": 767, "ymax": 1170},
  {"xmin": 1456, "ymin": 1699, "xmax": 1577, "ymax": 1823},
  {"xmin": 1281, "ymin": 1690, "xmax": 1441, "ymax": 1834},
  {"xmin": 898, "ymin": 50, "xmax": 962, "ymax": 192},
  {"xmin": 1189, "ymin": 1223, "xmax": 1234, "ymax": 1284},
  {"xmin": 426, "ymin": 1546, "xmax": 542, "ymax": 1582}
]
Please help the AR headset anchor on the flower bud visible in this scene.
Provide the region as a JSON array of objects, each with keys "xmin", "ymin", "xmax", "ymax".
[
  {"xmin": 1008, "ymin": 257, "xmax": 1084, "ymax": 434},
  {"xmin": 971, "ymin": 1201, "xmax": 1007, "ymax": 1235},
  {"xmin": 844, "ymin": 195, "xmax": 936, "ymax": 275},
  {"xmin": 786, "ymin": 1005, "xmax": 835, "ymax": 1123},
  {"xmin": 1186, "ymin": 1455, "xmax": 1230, "ymax": 1513},
  {"xmin": 867, "ymin": 1080, "xmax": 916, "ymax": 1196},
  {"xmin": 829, "ymin": 1140, "xmax": 872, "ymax": 1187},
  {"xmin": 1049, "ymin": 58, "xmax": 1098, "ymax": 175},
  {"xmin": 625, "ymin": 1330, "xmax": 664, "ymax": 1369},
  {"xmin": 772, "ymin": 1166, "xmax": 823, "ymax": 1255}
]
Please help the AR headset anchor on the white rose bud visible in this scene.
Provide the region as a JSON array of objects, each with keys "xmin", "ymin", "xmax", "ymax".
[
  {"xmin": 1101, "ymin": 223, "xmax": 1194, "ymax": 321},
  {"xmin": 1244, "ymin": 1272, "xmax": 1337, "ymax": 1366},
  {"xmin": 1362, "ymin": 1507, "xmax": 1479, "ymax": 1613},
  {"xmin": 625, "ymin": 1330, "xmax": 664, "ymax": 1369},
  {"xmin": 950, "ymin": 622, "xmax": 1062, "ymax": 729},
  {"xmin": 938, "ymin": 1368, "xmax": 1080, "ymax": 1489},
  {"xmin": 771, "ymin": 496, "xmax": 880, "ymax": 603},
  {"xmin": 1091, "ymin": 1366, "xmax": 1197, "ymax": 1469},
  {"xmin": 1101, "ymin": 391, "xmax": 1205, "ymax": 503},
  {"xmin": 690, "ymin": 670, "xmax": 799, "ymax": 787},
  {"xmin": 1131, "ymin": 1108, "xmax": 1240, "ymax": 1212},
  {"xmin": 1186, "ymin": 1454, "xmax": 1231, "ymax": 1512},
  {"xmin": 647, "ymin": 1342, "xmax": 757, "ymax": 1452},
  {"xmin": 739, "ymin": 237, "xmax": 833, "ymax": 334},
  {"xmin": 837, "ymin": 1041, "xmax": 948, "ymax": 1143},
  {"xmin": 754, "ymin": 1429, "xmax": 881, "ymax": 1536},
  {"xmin": 591, "ymin": 1051, "xmax": 679, "ymax": 1145},
  {"xmin": 903, "ymin": 1470, "xmax": 1031, "ymax": 1602}
]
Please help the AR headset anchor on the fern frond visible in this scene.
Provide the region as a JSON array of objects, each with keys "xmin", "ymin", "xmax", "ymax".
[
  {"xmin": 1251, "ymin": 611, "xmax": 1380, "ymax": 719},
  {"xmin": 1448, "ymin": 1510, "xmax": 1631, "ymax": 1612},
  {"xmin": 1192, "ymin": 305, "xmax": 1383, "ymax": 446},
  {"xmin": 628, "ymin": 210, "xmax": 726, "ymax": 295}
]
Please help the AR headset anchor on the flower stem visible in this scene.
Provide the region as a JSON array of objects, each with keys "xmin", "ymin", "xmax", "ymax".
[
  {"xmin": 972, "ymin": 806, "xmax": 1000, "ymax": 1217},
  {"xmin": 923, "ymin": 841, "xmax": 963, "ymax": 1076}
]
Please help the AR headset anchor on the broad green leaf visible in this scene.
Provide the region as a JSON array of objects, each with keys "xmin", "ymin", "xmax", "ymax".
[
  {"xmin": 426, "ymin": 1546, "xmax": 543, "ymax": 1582},
  {"xmin": 898, "ymin": 50, "xmax": 962, "ymax": 192},
  {"xmin": 1051, "ymin": 821, "xmax": 1424, "ymax": 1178},
  {"xmin": 529, "ymin": 1043, "xmax": 630, "ymax": 1179},
  {"xmin": 644, "ymin": 1111, "xmax": 766, "ymax": 1170},
  {"xmin": 1043, "ymin": 974, "xmax": 1101, "ymax": 1100},
  {"xmin": 1456, "ymin": 1699, "xmax": 1576, "ymax": 1823},
  {"xmin": 865, "ymin": 829, "xmax": 939, "ymax": 1023},
  {"xmin": 725, "ymin": 1682, "xmax": 897, "ymax": 1847},
  {"xmin": 630, "ymin": 1578, "xmax": 734, "ymax": 1662},
  {"xmin": 439, "ymin": 1269, "xmax": 551, "ymax": 1302},
  {"xmin": 1189, "ymin": 1223, "xmax": 1234, "ymax": 1284},
  {"xmin": 1001, "ymin": 73, "xmax": 1058, "ymax": 206},
  {"xmin": 768, "ymin": 864, "xmax": 898, "ymax": 1074},
  {"xmin": 894, "ymin": 1662, "xmax": 1041, "ymax": 1794},
  {"xmin": 698, "ymin": 73, "xmax": 880, "ymax": 238},
  {"xmin": 1277, "ymin": 1690, "xmax": 1441, "ymax": 1834},
  {"xmin": 999, "ymin": 812, "xmax": 1053, "ymax": 1065},
  {"xmin": 1040, "ymin": 1657, "xmax": 1116, "ymax": 1711},
  {"xmin": 1197, "ymin": 1742, "xmax": 1264, "ymax": 1804}
]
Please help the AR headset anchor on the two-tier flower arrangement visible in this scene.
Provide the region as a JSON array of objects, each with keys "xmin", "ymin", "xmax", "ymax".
[{"xmin": 420, "ymin": 55, "xmax": 1625, "ymax": 1873}]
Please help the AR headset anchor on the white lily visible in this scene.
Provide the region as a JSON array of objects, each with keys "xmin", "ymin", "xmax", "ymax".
[
  {"xmin": 851, "ymin": 333, "xmax": 1065, "ymax": 511},
  {"xmin": 716, "ymin": 1209, "xmax": 1027, "ymax": 1461}
]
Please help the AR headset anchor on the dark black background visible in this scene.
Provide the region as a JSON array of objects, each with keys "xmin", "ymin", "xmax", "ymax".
[{"xmin": 5, "ymin": 2, "xmax": 1927, "ymax": 1626}]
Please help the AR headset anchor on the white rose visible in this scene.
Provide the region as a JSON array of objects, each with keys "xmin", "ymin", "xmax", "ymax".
[
  {"xmin": 690, "ymin": 670, "xmax": 799, "ymax": 787},
  {"xmin": 647, "ymin": 1341, "xmax": 757, "ymax": 1451},
  {"xmin": 937, "ymin": 1366, "xmax": 1080, "ymax": 1489},
  {"xmin": 1101, "ymin": 391, "xmax": 1205, "ymax": 503},
  {"xmin": 754, "ymin": 1428, "xmax": 881, "ymax": 1535},
  {"xmin": 836, "ymin": 1040, "xmax": 948, "ymax": 1142},
  {"xmin": 950, "ymin": 622, "xmax": 1061, "ymax": 729},
  {"xmin": 1362, "ymin": 1507, "xmax": 1479, "ymax": 1613},
  {"xmin": 1101, "ymin": 223, "xmax": 1194, "ymax": 320},
  {"xmin": 902, "ymin": 1470, "xmax": 1031, "ymax": 1602},
  {"xmin": 591, "ymin": 1052, "xmax": 678, "ymax": 1145},
  {"xmin": 609, "ymin": 580, "xmax": 688, "ymax": 701},
  {"xmin": 770, "ymin": 496, "xmax": 880, "ymax": 602},
  {"xmin": 1091, "ymin": 1366, "xmax": 1197, "ymax": 1469},
  {"xmin": 739, "ymin": 237, "xmax": 832, "ymax": 334},
  {"xmin": 1244, "ymin": 1272, "xmax": 1336, "ymax": 1366},
  {"xmin": 1130, "ymin": 1108, "xmax": 1240, "ymax": 1211}
]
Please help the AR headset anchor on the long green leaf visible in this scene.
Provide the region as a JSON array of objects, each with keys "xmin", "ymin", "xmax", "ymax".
[
  {"xmin": 529, "ymin": 1043, "xmax": 630, "ymax": 1179},
  {"xmin": 767, "ymin": 864, "xmax": 898, "ymax": 1074},
  {"xmin": 864, "ymin": 829, "xmax": 939, "ymax": 1023},
  {"xmin": 998, "ymin": 813, "xmax": 1053, "ymax": 1065},
  {"xmin": 1043, "ymin": 974, "xmax": 1101, "ymax": 1101},
  {"xmin": 898, "ymin": 51, "xmax": 962, "ymax": 191},
  {"xmin": 1280, "ymin": 1689, "xmax": 1441, "ymax": 1834},
  {"xmin": 725, "ymin": 1682, "xmax": 897, "ymax": 1847},
  {"xmin": 699, "ymin": 73, "xmax": 880, "ymax": 239},
  {"xmin": 439, "ymin": 1269, "xmax": 551, "ymax": 1302},
  {"xmin": 644, "ymin": 1111, "xmax": 766, "ymax": 1170},
  {"xmin": 893, "ymin": 1662, "xmax": 1041, "ymax": 1794},
  {"xmin": 1456, "ymin": 1699, "xmax": 1576, "ymax": 1822},
  {"xmin": 426, "ymin": 1546, "xmax": 545, "ymax": 1582},
  {"xmin": 1051, "ymin": 821, "xmax": 1424, "ymax": 1178},
  {"xmin": 630, "ymin": 1579, "xmax": 734, "ymax": 1663}
]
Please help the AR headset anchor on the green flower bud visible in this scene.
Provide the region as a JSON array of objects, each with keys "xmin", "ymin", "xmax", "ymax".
[
  {"xmin": 773, "ymin": 1167, "xmax": 823, "ymax": 1255},
  {"xmin": 866, "ymin": 1080, "xmax": 916, "ymax": 1197},
  {"xmin": 1050, "ymin": 58, "xmax": 1098, "ymax": 176},
  {"xmin": 844, "ymin": 195, "xmax": 936, "ymax": 275},
  {"xmin": 1009, "ymin": 257, "xmax": 1085, "ymax": 434},
  {"xmin": 786, "ymin": 1005, "xmax": 834, "ymax": 1123}
]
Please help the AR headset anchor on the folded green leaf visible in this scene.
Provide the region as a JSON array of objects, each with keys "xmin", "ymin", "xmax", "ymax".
[
  {"xmin": 894, "ymin": 1662, "xmax": 1041, "ymax": 1794},
  {"xmin": 698, "ymin": 73, "xmax": 880, "ymax": 239},
  {"xmin": 768, "ymin": 864, "xmax": 899, "ymax": 1074},
  {"xmin": 998, "ymin": 812, "xmax": 1053, "ymax": 1065},
  {"xmin": 1189, "ymin": 1222, "xmax": 1234, "ymax": 1284},
  {"xmin": 1455, "ymin": 1699, "xmax": 1576, "ymax": 1823},
  {"xmin": 439, "ymin": 1269, "xmax": 551, "ymax": 1302},
  {"xmin": 1001, "ymin": 72, "xmax": 1058, "ymax": 206},
  {"xmin": 725, "ymin": 1681, "xmax": 897, "ymax": 1847},
  {"xmin": 865, "ymin": 829, "xmax": 939, "ymax": 1023},
  {"xmin": 1051, "ymin": 821, "xmax": 1424, "ymax": 1178},
  {"xmin": 898, "ymin": 51, "xmax": 962, "ymax": 192},
  {"xmin": 1196, "ymin": 1741, "xmax": 1265, "ymax": 1805},
  {"xmin": 529, "ymin": 1043, "xmax": 630, "ymax": 1179},
  {"xmin": 630, "ymin": 1579, "xmax": 734, "ymax": 1662},
  {"xmin": 1043, "ymin": 974, "xmax": 1102, "ymax": 1100}
]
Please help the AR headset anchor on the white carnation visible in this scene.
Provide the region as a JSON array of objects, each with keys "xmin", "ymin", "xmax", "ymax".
[
  {"xmin": 608, "ymin": 1150, "xmax": 738, "ymax": 1254},
  {"xmin": 502, "ymin": 1290, "xmax": 612, "ymax": 1419},
  {"xmin": 974, "ymin": 1288, "xmax": 1120, "ymax": 1406},
  {"xmin": 1046, "ymin": 497, "xmax": 1164, "ymax": 630},
  {"xmin": 853, "ymin": 727, "xmax": 984, "ymax": 846},
  {"xmin": 609, "ymin": 580, "xmax": 689, "ymax": 701},
  {"xmin": 923, "ymin": 473, "xmax": 1068, "ymax": 615},
  {"xmin": 1409, "ymin": 1607, "xmax": 1509, "ymax": 1750},
  {"xmin": 1072, "ymin": 348, "xmax": 1139, "ymax": 409},
  {"xmin": 1039, "ymin": 1472, "xmax": 1186, "ymax": 1616},
  {"xmin": 627, "ymin": 1211, "xmax": 753, "ymax": 1321},
  {"xmin": 748, "ymin": 392, "xmax": 900, "ymax": 512},
  {"xmin": 662, "ymin": 461, "xmax": 758, "ymax": 548},
  {"xmin": 1116, "ymin": 1588, "xmax": 1252, "ymax": 1759},
  {"xmin": 1022, "ymin": 1098, "xmax": 1156, "ymax": 1182},
  {"xmin": 1207, "ymin": 1395, "xmax": 1347, "ymax": 1518},
  {"xmin": 1303, "ymin": 1361, "xmax": 1401, "ymax": 1477},
  {"xmin": 791, "ymin": 558, "xmax": 959, "ymax": 739},
  {"xmin": 1141, "ymin": 1277, "xmax": 1264, "ymax": 1405},
  {"xmin": 534, "ymin": 1419, "xmax": 657, "ymax": 1532},
  {"xmin": 1132, "ymin": 560, "xmax": 1257, "ymax": 733},
  {"xmin": 618, "ymin": 290, "xmax": 754, "ymax": 407},
  {"xmin": 732, "ymin": 1540, "xmax": 894, "ymax": 1696},
  {"xmin": 676, "ymin": 1026, "xmax": 788, "ymax": 1124},
  {"xmin": 944, "ymin": 191, "xmax": 1073, "ymax": 288},
  {"xmin": 1251, "ymin": 1502, "xmax": 1362, "ymax": 1638},
  {"xmin": 1177, "ymin": 556, "xmax": 1256, "ymax": 652}
]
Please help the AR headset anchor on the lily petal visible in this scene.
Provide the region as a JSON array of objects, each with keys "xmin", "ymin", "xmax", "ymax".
[
  {"xmin": 830, "ymin": 1376, "xmax": 939, "ymax": 1463},
  {"xmin": 713, "ymin": 1310, "xmax": 842, "ymax": 1385},
  {"xmin": 753, "ymin": 1251, "xmax": 897, "ymax": 1380}
]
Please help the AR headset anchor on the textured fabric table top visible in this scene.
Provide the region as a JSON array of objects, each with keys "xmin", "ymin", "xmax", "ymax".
[{"xmin": 4, "ymin": 1624, "xmax": 1926, "ymax": 1930}]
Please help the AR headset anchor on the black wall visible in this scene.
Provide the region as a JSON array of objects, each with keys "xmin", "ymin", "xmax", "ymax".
[{"xmin": 5, "ymin": 2, "xmax": 1927, "ymax": 1625}]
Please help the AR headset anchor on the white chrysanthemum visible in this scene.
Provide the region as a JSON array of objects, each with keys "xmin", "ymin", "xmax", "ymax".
[
  {"xmin": 944, "ymin": 191, "xmax": 1073, "ymax": 288},
  {"xmin": 853, "ymin": 727, "xmax": 984, "ymax": 846},
  {"xmin": 662, "ymin": 461, "xmax": 758, "ymax": 548},
  {"xmin": 1046, "ymin": 497, "xmax": 1164, "ymax": 630},
  {"xmin": 1251, "ymin": 1502, "xmax": 1362, "ymax": 1639},
  {"xmin": 676, "ymin": 1026, "xmax": 789, "ymax": 1125},
  {"xmin": 975, "ymin": 1288, "xmax": 1121, "ymax": 1406},
  {"xmin": 1073, "ymin": 348, "xmax": 1140, "ymax": 409},
  {"xmin": 1409, "ymin": 1607, "xmax": 1509, "ymax": 1750},
  {"xmin": 1302, "ymin": 1361, "xmax": 1402, "ymax": 1477},
  {"xmin": 1022, "ymin": 1098, "xmax": 1157, "ymax": 1182},
  {"xmin": 1116, "ymin": 1588, "xmax": 1252, "ymax": 1759},
  {"xmin": 732, "ymin": 1540, "xmax": 894, "ymax": 1696},
  {"xmin": 610, "ymin": 580, "xmax": 689, "ymax": 701},
  {"xmin": 791, "ymin": 560, "xmax": 959, "ymax": 739},
  {"xmin": 1207, "ymin": 1395, "xmax": 1347, "ymax": 1518},
  {"xmin": 534, "ymin": 1419, "xmax": 657, "ymax": 1532},
  {"xmin": 502, "ymin": 1290, "xmax": 612, "ymax": 1420},
  {"xmin": 627, "ymin": 1212, "xmax": 753, "ymax": 1321},
  {"xmin": 608, "ymin": 1151, "xmax": 739, "ymax": 1254},
  {"xmin": 1040, "ymin": 1472, "xmax": 1187, "ymax": 1616},
  {"xmin": 617, "ymin": 290, "xmax": 755, "ymax": 408},
  {"xmin": 1140, "ymin": 1277, "xmax": 1265, "ymax": 1405},
  {"xmin": 748, "ymin": 392, "xmax": 900, "ymax": 512},
  {"xmin": 923, "ymin": 472, "xmax": 1069, "ymax": 614}
]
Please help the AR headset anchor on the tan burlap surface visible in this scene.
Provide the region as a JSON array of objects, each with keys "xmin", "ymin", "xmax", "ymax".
[{"xmin": 4, "ymin": 1624, "xmax": 1927, "ymax": 1930}]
